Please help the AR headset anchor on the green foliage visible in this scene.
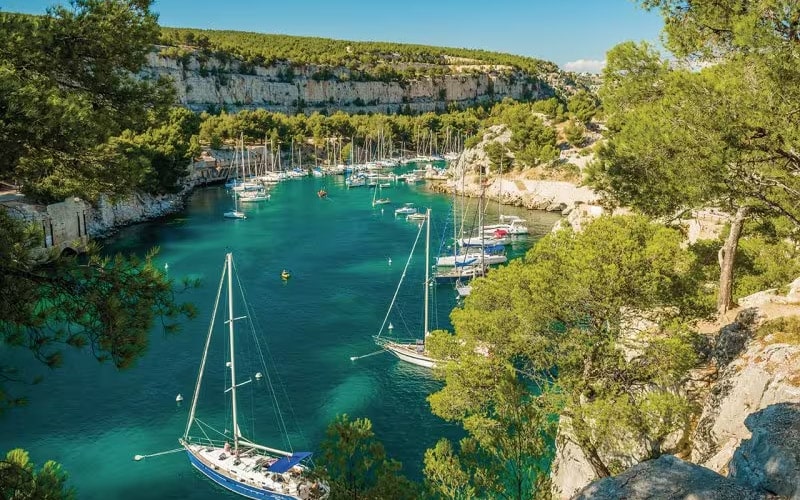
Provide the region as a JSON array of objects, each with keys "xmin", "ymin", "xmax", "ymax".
[
  {"xmin": 566, "ymin": 90, "xmax": 599, "ymax": 124},
  {"xmin": 598, "ymin": 41, "xmax": 667, "ymax": 132},
  {"xmin": 425, "ymin": 370, "xmax": 554, "ymax": 500},
  {"xmin": 470, "ymin": 101, "xmax": 561, "ymax": 171},
  {"xmin": 755, "ymin": 316, "xmax": 800, "ymax": 346},
  {"xmin": 0, "ymin": 212, "xmax": 197, "ymax": 414},
  {"xmin": 563, "ymin": 120, "xmax": 585, "ymax": 148},
  {"xmin": 596, "ymin": 2, "xmax": 800, "ymax": 314},
  {"xmin": 0, "ymin": 2, "xmax": 176, "ymax": 203},
  {"xmin": 531, "ymin": 97, "xmax": 565, "ymax": 121},
  {"xmin": 0, "ymin": 448, "xmax": 75, "ymax": 499},
  {"xmin": 114, "ymin": 107, "xmax": 202, "ymax": 194},
  {"xmin": 318, "ymin": 414, "xmax": 419, "ymax": 500},
  {"xmin": 431, "ymin": 216, "xmax": 712, "ymax": 477},
  {"xmin": 159, "ymin": 27, "xmax": 559, "ymax": 84},
  {"xmin": 732, "ymin": 218, "xmax": 800, "ymax": 300},
  {"xmin": 483, "ymin": 141, "xmax": 507, "ymax": 172},
  {"xmin": 195, "ymin": 106, "xmax": 483, "ymax": 163}
]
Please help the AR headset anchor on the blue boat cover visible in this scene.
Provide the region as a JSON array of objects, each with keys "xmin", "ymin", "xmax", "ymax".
[
  {"xmin": 267, "ymin": 452, "xmax": 313, "ymax": 473},
  {"xmin": 485, "ymin": 245, "xmax": 504, "ymax": 254}
]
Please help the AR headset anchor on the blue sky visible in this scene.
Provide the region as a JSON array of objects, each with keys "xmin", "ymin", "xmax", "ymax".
[{"xmin": 2, "ymin": 0, "xmax": 664, "ymax": 72}]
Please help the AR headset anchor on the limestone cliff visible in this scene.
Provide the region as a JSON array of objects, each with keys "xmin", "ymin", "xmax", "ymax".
[
  {"xmin": 140, "ymin": 48, "xmax": 555, "ymax": 114},
  {"xmin": 553, "ymin": 286, "xmax": 800, "ymax": 499}
]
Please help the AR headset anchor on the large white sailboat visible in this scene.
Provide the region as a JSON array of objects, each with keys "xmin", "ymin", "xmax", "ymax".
[
  {"xmin": 374, "ymin": 208, "xmax": 438, "ymax": 368},
  {"xmin": 180, "ymin": 253, "xmax": 328, "ymax": 500}
]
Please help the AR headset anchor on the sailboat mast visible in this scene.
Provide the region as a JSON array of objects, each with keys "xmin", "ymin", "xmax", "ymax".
[
  {"xmin": 499, "ymin": 157, "xmax": 503, "ymax": 219},
  {"xmin": 424, "ymin": 208, "xmax": 431, "ymax": 339},
  {"xmin": 226, "ymin": 253, "xmax": 241, "ymax": 453},
  {"xmin": 183, "ymin": 258, "xmax": 228, "ymax": 440}
]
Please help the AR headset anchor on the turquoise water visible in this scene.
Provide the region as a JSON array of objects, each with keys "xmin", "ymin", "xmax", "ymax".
[{"xmin": 0, "ymin": 173, "xmax": 561, "ymax": 499}]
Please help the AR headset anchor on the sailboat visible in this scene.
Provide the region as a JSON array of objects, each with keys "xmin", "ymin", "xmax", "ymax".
[
  {"xmin": 180, "ymin": 253, "xmax": 329, "ymax": 500},
  {"xmin": 224, "ymin": 191, "xmax": 247, "ymax": 219},
  {"xmin": 371, "ymin": 184, "xmax": 390, "ymax": 206},
  {"xmin": 374, "ymin": 208, "xmax": 438, "ymax": 368}
]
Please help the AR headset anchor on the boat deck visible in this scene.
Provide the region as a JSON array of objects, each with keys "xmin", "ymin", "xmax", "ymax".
[{"xmin": 185, "ymin": 443, "xmax": 327, "ymax": 499}]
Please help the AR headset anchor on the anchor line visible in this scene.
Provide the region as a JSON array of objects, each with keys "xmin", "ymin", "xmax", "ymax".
[
  {"xmin": 133, "ymin": 447, "xmax": 185, "ymax": 461},
  {"xmin": 349, "ymin": 349, "xmax": 388, "ymax": 361}
]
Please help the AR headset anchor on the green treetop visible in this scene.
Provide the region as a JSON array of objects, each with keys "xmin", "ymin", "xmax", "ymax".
[
  {"xmin": 428, "ymin": 216, "xmax": 713, "ymax": 480},
  {"xmin": 592, "ymin": 1, "xmax": 800, "ymax": 316}
]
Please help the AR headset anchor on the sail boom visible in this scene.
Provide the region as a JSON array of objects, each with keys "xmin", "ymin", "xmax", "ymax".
[{"xmin": 236, "ymin": 438, "xmax": 292, "ymax": 457}]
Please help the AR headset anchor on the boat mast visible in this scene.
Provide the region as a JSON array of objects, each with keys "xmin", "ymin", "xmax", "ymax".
[
  {"xmin": 424, "ymin": 208, "xmax": 431, "ymax": 339},
  {"xmin": 183, "ymin": 258, "xmax": 228, "ymax": 440},
  {"xmin": 226, "ymin": 253, "xmax": 241, "ymax": 453},
  {"xmin": 499, "ymin": 157, "xmax": 503, "ymax": 220}
]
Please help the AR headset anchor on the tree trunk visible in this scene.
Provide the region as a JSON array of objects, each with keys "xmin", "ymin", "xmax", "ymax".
[
  {"xmin": 580, "ymin": 439, "xmax": 611, "ymax": 478},
  {"xmin": 717, "ymin": 206, "xmax": 749, "ymax": 317},
  {"xmin": 570, "ymin": 419, "xmax": 611, "ymax": 478}
]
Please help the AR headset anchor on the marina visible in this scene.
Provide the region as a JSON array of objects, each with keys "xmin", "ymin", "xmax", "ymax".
[{"xmin": 0, "ymin": 169, "xmax": 561, "ymax": 499}]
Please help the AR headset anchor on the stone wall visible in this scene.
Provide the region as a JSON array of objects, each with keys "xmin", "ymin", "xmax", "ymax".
[{"xmin": 3, "ymin": 197, "xmax": 89, "ymax": 253}]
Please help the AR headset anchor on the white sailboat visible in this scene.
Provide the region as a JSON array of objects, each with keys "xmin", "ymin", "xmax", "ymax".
[
  {"xmin": 224, "ymin": 191, "xmax": 247, "ymax": 219},
  {"xmin": 371, "ymin": 184, "xmax": 390, "ymax": 206},
  {"xmin": 238, "ymin": 188, "xmax": 271, "ymax": 203},
  {"xmin": 180, "ymin": 253, "xmax": 329, "ymax": 500},
  {"xmin": 374, "ymin": 208, "xmax": 438, "ymax": 368},
  {"xmin": 394, "ymin": 203, "xmax": 417, "ymax": 215}
]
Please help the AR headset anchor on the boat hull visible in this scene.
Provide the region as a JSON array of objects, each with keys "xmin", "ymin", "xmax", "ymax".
[
  {"xmin": 186, "ymin": 450, "xmax": 296, "ymax": 500},
  {"xmin": 384, "ymin": 341, "xmax": 436, "ymax": 368}
]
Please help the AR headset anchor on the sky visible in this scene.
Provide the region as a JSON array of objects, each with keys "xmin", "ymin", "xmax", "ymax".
[{"xmin": 1, "ymin": 0, "xmax": 664, "ymax": 73}]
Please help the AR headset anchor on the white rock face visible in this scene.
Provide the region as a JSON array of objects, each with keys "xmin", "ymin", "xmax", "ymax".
[
  {"xmin": 692, "ymin": 309, "xmax": 800, "ymax": 474},
  {"xmin": 550, "ymin": 430, "xmax": 598, "ymax": 499},
  {"xmin": 141, "ymin": 50, "xmax": 550, "ymax": 113},
  {"xmin": 88, "ymin": 192, "xmax": 184, "ymax": 237},
  {"xmin": 439, "ymin": 125, "xmax": 600, "ymax": 213},
  {"xmin": 685, "ymin": 208, "xmax": 729, "ymax": 244}
]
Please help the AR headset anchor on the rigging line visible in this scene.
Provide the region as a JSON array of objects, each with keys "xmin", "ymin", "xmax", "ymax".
[
  {"xmin": 250, "ymin": 307, "xmax": 299, "ymax": 452},
  {"xmin": 374, "ymin": 217, "xmax": 425, "ymax": 340},
  {"xmin": 184, "ymin": 256, "xmax": 227, "ymax": 440},
  {"xmin": 234, "ymin": 265, "xmax": 294, "ymax": 451},
  {"xmin": 194, "ymin": 418, "xmax": 230, "ymax": 441}
]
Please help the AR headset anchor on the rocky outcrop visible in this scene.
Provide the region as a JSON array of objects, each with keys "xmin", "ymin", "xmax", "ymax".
[
  {"xmin": 141, "ymin": 49, "xmax": 553, "ymax": 114},
  {"xmin": 551, "ymin": 293, "xmax": 800, "ymax": 498},
  {"xmin": 433, "ymin": 125, "xmax": 600, "ymax": 212},
  {"xmin": 691, "ymin": 309, "xmax": 800, "ymax": 474},
  {"xmin": 575, "ymin": 403, "xmax": 800, "ymax": 499},
  {"xmin": 573, "ymin": 455, "xmax": 768, "ymax": 500},
  {"xmin": 729, "ymin": 403, "xmax": 800, "ymax": 498},
  {"xmin": 87, "ymin": 191, "xmax": 185, "ymax": 237}
]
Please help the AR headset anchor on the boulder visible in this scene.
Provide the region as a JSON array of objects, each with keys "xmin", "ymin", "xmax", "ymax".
[
  {"xmin": 573, "ymin": 455, "xmax": 767, "ymax": 500},
  {"xmin": 729, "ymin": 403, "xmax": 800, "ymax": 499}
]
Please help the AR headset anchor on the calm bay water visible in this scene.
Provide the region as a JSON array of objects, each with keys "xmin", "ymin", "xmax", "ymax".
[{"xmin": 1, "ymin": 171, "xmax": 561, "ymax": 499}]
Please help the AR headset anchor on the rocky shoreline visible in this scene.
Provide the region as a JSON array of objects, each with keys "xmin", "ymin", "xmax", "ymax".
[
  {"xmin": 429, "ymin": 174, "xmax": 598, "ymax": 215},
  {"xmin": 86, "ymin": 190, "xmax": 188, "ymax": 238}
]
